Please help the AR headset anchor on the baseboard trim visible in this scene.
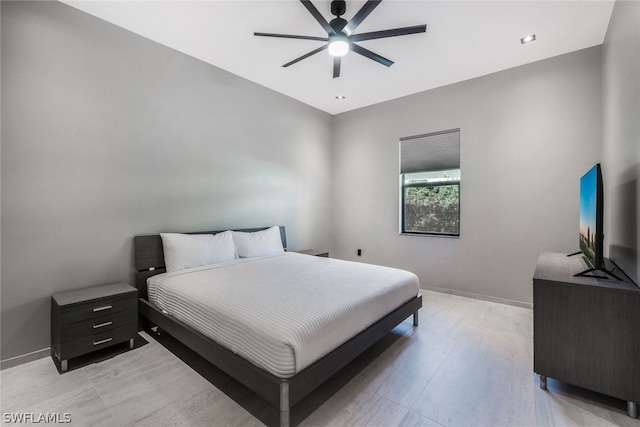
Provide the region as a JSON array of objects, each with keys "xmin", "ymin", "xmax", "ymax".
[
  {"xmin": 422, "ymin": 286, "xmax": 532, "ymax": 309},
  {"xmin": 1, "ymin": 347, "xmax": 50, "ymax": 371}
]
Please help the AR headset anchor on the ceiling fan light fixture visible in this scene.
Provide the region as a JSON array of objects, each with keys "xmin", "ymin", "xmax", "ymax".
[{"xmin": 328, "ymin": 34, "xmax": 350, "ymax": 57}]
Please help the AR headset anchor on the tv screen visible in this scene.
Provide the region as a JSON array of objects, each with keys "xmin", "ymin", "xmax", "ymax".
[{"xmin": 579, "ymin": 164, "xmax": 603, "ymax": 269}]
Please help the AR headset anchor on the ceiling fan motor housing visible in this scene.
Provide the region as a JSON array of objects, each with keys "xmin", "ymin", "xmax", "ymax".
[
  {"xmin": 330, "ymin": 17, "xmax": 348, "ymax": 33},
  {"xmin": 331, "ymin": 0, "xmax": 346, "ymax": 17}
]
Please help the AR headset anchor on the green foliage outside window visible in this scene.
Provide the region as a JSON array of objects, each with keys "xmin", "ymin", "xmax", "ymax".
[
  {"xmin": 404, "ymin": 185, "xmax": 460, "ymax": 234},
  {"xmin": 402, "ymin": 169, "xmax": 460, "ymax": 235}
]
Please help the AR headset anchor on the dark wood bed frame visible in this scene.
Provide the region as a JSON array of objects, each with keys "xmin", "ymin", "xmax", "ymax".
[{"xmin": 134, "ymin": 226, "xmax": 422, "ymax": 427}]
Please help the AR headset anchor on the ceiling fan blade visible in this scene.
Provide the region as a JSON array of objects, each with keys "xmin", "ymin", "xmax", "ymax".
[
  {"xmin": 254, "ymin": 32, "xmax": 328, "ymax": 42},
  {"xmin": 282, "ymin": 44, "xmax": 328, "ymax": 67},
  {"xmin": 343, "ymin": 0, "xmax": 382, "ymax": 35},
  {"xmin": 349, "ymin": 25, "xmax": 426, "ymax": 42},
  {"xmin": 351, "ymin": 43, "xmax": 393, "ymax": 67},
  {"xmin": 333, "ymin": 56, "xmax": 341, "ymax": 78},
  {"xmin": 300, "ymin": 0, "xmax": 335, "ymax": 35}
]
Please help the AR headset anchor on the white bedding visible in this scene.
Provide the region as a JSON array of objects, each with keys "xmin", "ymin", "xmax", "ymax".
[{"xmin": 148, "ymin": 252, "xmax": 419, "ymax": 378}]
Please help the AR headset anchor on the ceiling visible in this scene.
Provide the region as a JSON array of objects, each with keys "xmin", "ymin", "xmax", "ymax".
[{"xmin": 62, "ymin": 0, "xmax": 615, "ymax": 115}]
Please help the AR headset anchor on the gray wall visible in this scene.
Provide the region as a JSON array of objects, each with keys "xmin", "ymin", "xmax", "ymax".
[
  {"xmin": 602, "ymin": 0, "xmax": 640, "ymax": 285},
  {"xmin": 330, "ymin": 47, "xmax": 603, "ymax": 303},
  {"xmin": 1, "ymin": 1, "xmax": 331, "ymax": 360}
]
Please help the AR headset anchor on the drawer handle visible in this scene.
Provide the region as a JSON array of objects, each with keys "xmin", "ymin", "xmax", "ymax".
[
  {"xmin": 93, "ymin": 305, "xmax": 112, "ymax": 312},
  {"xmin": 93, "ymin": 338, "xmax": 112, "ymax": 346},
  {"xmin": 93, "ymin": 321, "xmax": 113, "ymax": 329}
]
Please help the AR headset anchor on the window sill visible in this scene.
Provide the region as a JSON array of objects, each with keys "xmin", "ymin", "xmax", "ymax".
[{"xmin": 400, "ymin": 232, "xmax": 460, "ymax": 238}]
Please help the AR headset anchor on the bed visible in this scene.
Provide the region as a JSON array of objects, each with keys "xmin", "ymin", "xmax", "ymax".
[{"xmin": 134, "ymin": 226, "xmax": 422, "ymax": 427}]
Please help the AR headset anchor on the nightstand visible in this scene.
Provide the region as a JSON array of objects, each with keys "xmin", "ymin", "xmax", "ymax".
[
  {"xmin": 51, "ymin": 283, "xmax": 137, "ymax": 372},
  {"xmin": 297, "ymin": 249, "xmax": 329, "ymax": 257}
]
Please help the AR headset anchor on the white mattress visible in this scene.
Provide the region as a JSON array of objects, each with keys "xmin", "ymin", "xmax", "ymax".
[{"xmin": 148, "ymin": 252, "xmax": 419, "ymax": 378}]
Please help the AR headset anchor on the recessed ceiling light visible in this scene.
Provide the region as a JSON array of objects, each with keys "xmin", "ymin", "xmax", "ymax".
[
  {"xmin": 335, "ymin": 95, "xmax": 346, "ymax": 100},
  {"xmin": 520, "ymin": 34, "xmax": 536, "ymax": 44}
]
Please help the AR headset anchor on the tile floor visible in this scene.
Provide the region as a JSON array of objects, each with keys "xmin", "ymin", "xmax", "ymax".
[{"xmin": 1, "ymin": 291, "xmax": 638, "ymax": 426}]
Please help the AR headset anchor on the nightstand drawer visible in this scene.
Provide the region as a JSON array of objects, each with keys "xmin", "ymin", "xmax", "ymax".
[
  {"xmin": 58, "ymin": 322, "xmax": 137, "ymax": 360},
  {"xmin": 60, "ymin": 310, "xmax": 136, "ymax": 341},
  {"xmin": 59, "ymin": 295, "xmax": 136, "ymax": 324}
]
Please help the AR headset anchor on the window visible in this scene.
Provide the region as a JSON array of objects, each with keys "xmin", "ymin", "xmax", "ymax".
[{"xmin": 400, "ymin": 129, "xmax": 460, "ymax": 236}]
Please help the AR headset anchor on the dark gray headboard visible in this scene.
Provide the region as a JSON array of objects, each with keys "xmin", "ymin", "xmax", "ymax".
[{"xmin": 133, "ymin": 226, "xmax": 286, "ymax": 297}]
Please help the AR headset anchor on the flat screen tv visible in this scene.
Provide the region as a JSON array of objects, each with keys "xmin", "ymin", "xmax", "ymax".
[
  {"xmin": 579, "ymin": 164, "xmax": 603, "ymax": 268},
  {"xmin": 575, "ymin": 164, "xmax": 621, "ymax": 280}
]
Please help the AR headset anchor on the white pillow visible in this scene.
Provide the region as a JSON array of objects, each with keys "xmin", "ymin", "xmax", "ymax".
[
  {"xmin": 232, "ymin": 226, "xmax": 285, "ymax": 258},
  {"xmin": 160, "ymin": 231, "xmax": 237, "ymax": 272}
]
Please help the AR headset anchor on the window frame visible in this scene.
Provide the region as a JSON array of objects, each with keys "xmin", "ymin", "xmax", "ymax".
[{"xmin": 399, "ymin": 128, "xmax": 461, "ymax": 237}]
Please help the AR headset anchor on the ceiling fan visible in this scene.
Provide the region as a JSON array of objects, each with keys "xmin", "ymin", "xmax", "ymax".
[{"xmin": 254, "ymin": 0, "xmax": 427, "ymax": 78}]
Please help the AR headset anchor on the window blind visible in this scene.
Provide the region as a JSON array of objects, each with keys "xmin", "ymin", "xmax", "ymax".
[{"xmin": 400, "ymin": 128, "xmax": 460, "ymax": 174}]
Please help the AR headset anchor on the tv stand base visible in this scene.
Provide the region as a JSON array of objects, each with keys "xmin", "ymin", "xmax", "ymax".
[
  {"xmin": 574, "ymin": 266, "xmax": 622, "ymax": 281},
  {"xmin": 540, "ymin": 375, "xmax": 637, "ymax": 418}
]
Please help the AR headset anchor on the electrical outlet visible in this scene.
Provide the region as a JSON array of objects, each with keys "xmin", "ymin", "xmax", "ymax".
[{"xmin": 357, "ymin": 249, "xmax": 362, "ymax": 256}]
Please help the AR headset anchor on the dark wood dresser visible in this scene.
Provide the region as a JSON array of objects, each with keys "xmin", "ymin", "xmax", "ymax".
[
  {"xmin": 533, "ymin": 252, "xmax": 640, "ymax": 418},
  {"xmin": 51, "ymin": 282, "xmax": 137, "ymax": 372}
]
